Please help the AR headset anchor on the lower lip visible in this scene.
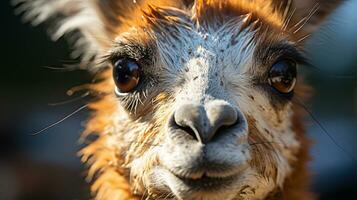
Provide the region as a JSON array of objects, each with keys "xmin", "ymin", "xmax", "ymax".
[{"xmin": 174, "ymin": 174, "xmax": 238, "ymax": 191}]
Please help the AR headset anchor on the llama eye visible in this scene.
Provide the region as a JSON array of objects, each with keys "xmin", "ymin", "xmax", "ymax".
[
  {"xmin": 268, "ymin": 59, "xmax": 297, "ymax": 94},
  {"xmin": 112, "ymin": 58, "xmax": 141, "ymax": 94}
]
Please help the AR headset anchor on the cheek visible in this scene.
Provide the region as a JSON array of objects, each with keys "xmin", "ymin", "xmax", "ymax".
[
  {"xmin": 233, "ymin": 89, "xmax": 300, "ymax": 177},
  {"xmin": 236, "ymin": 89, "xmax": 293, "ymax": 133},
  {"xmin": 244, "ymin": 91, "xmax": 299, "ymax": 152},
  {"xmin": 113, "ymin": 93, "xmax": 175, "ymax": 157}
]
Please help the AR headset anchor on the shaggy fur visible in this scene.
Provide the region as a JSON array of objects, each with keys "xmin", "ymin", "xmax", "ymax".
[{"xmin": 15, "ymin": 0, "xmax": 343, "ymax": 199}]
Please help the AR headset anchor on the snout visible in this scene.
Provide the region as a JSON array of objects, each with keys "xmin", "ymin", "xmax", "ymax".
[
  {"xmin": 172, "ymin": 100, "xmax": 239, "ymax": 143},
  {"xmin": 157, "ymin": 100, "xmax": 250, "ymax": 192}
]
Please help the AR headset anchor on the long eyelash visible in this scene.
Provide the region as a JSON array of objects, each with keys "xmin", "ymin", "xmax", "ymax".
[
  {"xmin": 96, "ymin": 53, "xmax": 112, "ymax": 66},
  {"xmin": 279, "ymin": 44, "xmax": 309, "ymax": 66}
]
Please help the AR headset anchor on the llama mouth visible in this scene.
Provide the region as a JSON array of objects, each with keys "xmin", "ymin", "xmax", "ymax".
[
  {"xmin": 148, "ymin": 167, "xmax": 242, "ymax": 199},
  {"xmin": 176, "ymin": 173, "xmax": 238, "ymax": 190},
  {"xmin": 160, "ymin": 160, "xmax": 249, "ymax": 192},
  {"xmin": 165, "ymin": 168, "xmax": 240, "ymax": 191}
]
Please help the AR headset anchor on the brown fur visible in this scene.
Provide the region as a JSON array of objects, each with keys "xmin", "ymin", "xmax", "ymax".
[
  {"xmin": 81, "ymin": 73, "xmax": 313, "ymax": 200},
  {"xmin": 78, "ymin": 1, "xmax": 342, "ymax": 199},
  {"xmin": 266, "ymin": 83, "xmax": 315, "ymax": 200},
  {"xmin": 15, "ymin": 0, "xmax": 344, "ymax": 199}
]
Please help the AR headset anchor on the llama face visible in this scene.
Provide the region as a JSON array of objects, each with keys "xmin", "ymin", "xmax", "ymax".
[
  {"xmin": 104, "ymin": 5, "xmax": 302, "ymax": 200},
  {"xmin": 15, "ymin": 0, "xmax": 343, "ymax": 199}
]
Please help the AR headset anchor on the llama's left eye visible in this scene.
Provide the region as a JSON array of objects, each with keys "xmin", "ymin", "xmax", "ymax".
[
  {"xmin": 268, "ymin": 59, "xmax": 297, "ymax": 94},
  {"xmin": 112, "ymin": 58, "xmax": 141, "ymax": 94}
]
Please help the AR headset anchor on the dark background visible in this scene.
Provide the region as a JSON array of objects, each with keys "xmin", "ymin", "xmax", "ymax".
[{"xmin": 1, "ymin": 0, "xmax": 356, "ymax": 199}]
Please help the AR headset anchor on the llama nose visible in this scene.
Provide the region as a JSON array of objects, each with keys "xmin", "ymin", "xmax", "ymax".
[{"xmin": 173, "ymin": 101, "xmax": 238, "ymax": 143}]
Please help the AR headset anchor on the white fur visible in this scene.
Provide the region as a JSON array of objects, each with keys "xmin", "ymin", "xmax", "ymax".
[
  {"xmin": 16, "ymin": 1, "xmax": 301, "ymax": 199},
  {"xmin": 113, "ymin": 15, "xmax": 300, "ymax": 199}
]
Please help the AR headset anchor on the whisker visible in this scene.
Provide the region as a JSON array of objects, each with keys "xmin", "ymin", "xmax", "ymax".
[
  {"xmin": 66, "ymin": 84, "xmax": 92, "ymax": 96},
  {"xmin": 283, "ymin": 7, "xmax": 296, "ymax": 31},
  {"xmin": 282, "ymin": 0, "xmax": 293, "ymax": 20},
  {"xmin": 292, "ymin": 3, "xmax": 319, "ymax": 34},
  {"xmin": 48, "ymin": 91, "xmax": 91, "ymax": 106},
  {"xmin": 30, "ymin": 104, "xmax": 89, "ymax": 136},
  {"xmin": 41, "ymin": 64, "xmax": 81, "ymax": 72},
  {"xmin": 293, "ymin": 97, "xmax": 355, "ymax": 162},
  {"xmin": 296, "ymin": 34, "xmax": 311, "ymax": 44},
  {"xmin": 282, "ymin": 0, "xmax": 295, "ymax": 31}
]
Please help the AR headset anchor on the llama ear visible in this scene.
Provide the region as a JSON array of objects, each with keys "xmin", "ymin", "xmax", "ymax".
[{"xmin": 13, "ymin": 0, "xmax": 139, "ymax": 70}]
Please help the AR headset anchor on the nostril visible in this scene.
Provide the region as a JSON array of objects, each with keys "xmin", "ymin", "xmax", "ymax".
[
  {"xmin": 170, "ymin": 102, "xmax": 241, "ymax": 144},
  {"xmin": 172, "ymin": 104, "xmax": 205, "ymax": 142},
  {"xmin": 173, "ymin": 104, "xmax": 203, "ymax": 141},
  {"xmin": 171, "ymin": 115, "xmax": 200, "ymax": 141}
]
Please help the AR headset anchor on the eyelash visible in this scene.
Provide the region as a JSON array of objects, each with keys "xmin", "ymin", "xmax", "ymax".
[
  {"xmin": 116, "ymin": 89, "xmax": 148, "ymax": 113},
  {"xmin": 114, "ymin": 73, "xmax": 158, "ymax": 114}
]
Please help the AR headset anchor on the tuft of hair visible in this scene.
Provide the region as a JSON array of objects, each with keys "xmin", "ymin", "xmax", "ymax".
[{"xmin": 12, "ymin": 0, "xmax": 140, "ymax": 70}]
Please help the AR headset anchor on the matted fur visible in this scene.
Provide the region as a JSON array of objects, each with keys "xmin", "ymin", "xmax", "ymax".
[{"xmin": 15, "ymin": 0, "xmax": 344, "ymax": 199}]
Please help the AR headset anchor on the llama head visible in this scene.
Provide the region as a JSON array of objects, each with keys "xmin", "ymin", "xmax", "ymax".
[{"xmin": 15, "ymin": 0, "xmax": 343, "ymax": 199}]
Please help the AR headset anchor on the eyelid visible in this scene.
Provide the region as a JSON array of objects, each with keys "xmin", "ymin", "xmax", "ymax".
[
  {"xmin": 109, "ymin": 55, "xmax": 132, "ymax": 65},
  {"xmin": 108, "ymin": 41, "xmax": 153, "ymax": 62},
  {"xmin": 273, "ymin": 58, "xmax": 298, "ymax": 70},
  {"xmin": 277, "ymin": 55, "xmax": 305, "ymax": 67},
  {"xmin": 115, "ymin": 87, "xmax": 130, "ymax": 97},
  {"xmin": 259, "ymin": 42, "xmax": 307, "ymax": 67},
  {"xmin": 278, "ymin": 46, "xmax": 308, "ymax": 66}
]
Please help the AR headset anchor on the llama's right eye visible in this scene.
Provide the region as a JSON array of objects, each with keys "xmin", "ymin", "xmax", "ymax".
[
  {"xmin": 268, "ymin": 59, "xmax": 297, "ymax": 94},
  {"xmin": 112, "ymin": 58, "xmax": 141, "ymax": 94}
]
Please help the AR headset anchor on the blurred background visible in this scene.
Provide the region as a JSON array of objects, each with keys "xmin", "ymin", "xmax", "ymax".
[{"xmin": 0, "ymin": 0, "xmax": 356, "ymax": 199}]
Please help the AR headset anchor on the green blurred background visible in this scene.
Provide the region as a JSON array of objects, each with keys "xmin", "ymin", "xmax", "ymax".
[{"xmin": 0, "ymin": 0, "xmax": 356, "ymax": 199}]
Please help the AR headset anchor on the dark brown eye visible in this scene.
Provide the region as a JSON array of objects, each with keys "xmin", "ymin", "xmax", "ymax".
[
  {"xmin": 268, "ymin": 60, "xmax": 297, "ymax": 94},
  {"xmin": 113, "ymin": 58, "xmax": 141, "ymax": 94}
]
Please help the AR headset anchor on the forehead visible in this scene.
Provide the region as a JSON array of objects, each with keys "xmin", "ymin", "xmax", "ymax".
[
  {"xmin": 115, "ymin": 3, "xmax": 289, "ymax": 71},
  {"xmin": 151, "ymin": 21, "xmax": 258, "ymax": 73},
  {"xmin": 117, "ymin": 0, "xmax": 287, "ymax": 41}
]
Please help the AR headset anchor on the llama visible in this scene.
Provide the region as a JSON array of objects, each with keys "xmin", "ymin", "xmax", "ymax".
[{"xmin": 14, "ymin": 0, "xmax": 344, "ymax": 199}]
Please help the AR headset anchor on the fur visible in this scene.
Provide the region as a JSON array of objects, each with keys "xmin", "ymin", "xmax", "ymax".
[{"xmin": 14, "ymin": 0, "xmax": 344, "ymax": 199}]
